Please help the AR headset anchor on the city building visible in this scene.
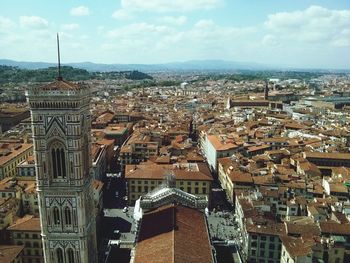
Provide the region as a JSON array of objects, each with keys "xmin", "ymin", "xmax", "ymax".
[
  {"xmin": 131, "ymin": 204, "xmax": 215, "ymax": 263},
  {"xmin": 200, "ymin": 133, "xmax": 242, "ymax": 172},
  {"xmin": 0, "ymin": 106, "xmax": 30, "ymax": 132},
  {"xmin": 0, "ymin": 245, "xmax": 24, "ymax": 263},
  {"xmin": 16, "ymin": 156, "xmax": 35, "ymax": 179},
  {"xmin": 125, "ymin": 162, "xmax": 213, "ymax": 204},
  {"xmin": 7, "ymin": 215, "xmax": 43, "ymax": 263},
  {"xmin": 0, "ymin": 142, "xmax": 33, "ymax": 179},
  {"xmin": 26, "ymin": 72, "xmax": 98, "ymax": 262}
]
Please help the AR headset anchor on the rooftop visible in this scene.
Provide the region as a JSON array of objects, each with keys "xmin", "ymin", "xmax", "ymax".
[
  {"xmin": 134, "ymin": 204, "xmax": 213, "ymax": 263},
  {"xmin": 0, "ymin": 245, "xmax": 24, "ymax": 263}
]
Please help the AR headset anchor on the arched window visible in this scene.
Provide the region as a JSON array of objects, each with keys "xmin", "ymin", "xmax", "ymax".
[
  {"xmin": 67, "ymin": 248, "xmax": 75, "ymax": 263},
  {"xmin": 83, "ymin": 135, "xmax": 89, "ymax": 177},
  {"xmin": 50, "ymin": 142, "xmax": 67, "ymax": 179},
  {"xmin": 64, "ymin": 206, "xmax": 72, "ymax": 225},
  {"xmin": 56, "ymin": 248, "xmax": 64, "ymax": 263},
  {"xmin": 53, "ymin": 206, "xmax": 60, "ymax": 225}
]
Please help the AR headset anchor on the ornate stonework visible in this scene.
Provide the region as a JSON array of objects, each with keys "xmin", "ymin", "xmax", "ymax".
[{"xmin": 27, "ymin": 80, "xmax": 97, "ymax": 263}]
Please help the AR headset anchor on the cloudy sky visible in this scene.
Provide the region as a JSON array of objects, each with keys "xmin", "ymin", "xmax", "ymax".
[{"xmin": 1, "ymin": 0, "xmax": 350, "ymax": 69}]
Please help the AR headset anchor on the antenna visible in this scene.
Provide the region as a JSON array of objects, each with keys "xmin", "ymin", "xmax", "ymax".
[{"xmin": 57, "ymin": 33, "xmax": 62, "ymax": 81}]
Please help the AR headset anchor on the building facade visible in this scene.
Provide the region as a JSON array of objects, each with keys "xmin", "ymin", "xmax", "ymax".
[
  {"xmin": 27, "ymin": 79, "xmax": 97, "ymax": 263},
  {"xmin": 125, "ymin": 162, "xmax": 213, "ymax": 204},
  {"xmin": 7, "ymin": 215, "xmax": 44, "ymax": 263}
]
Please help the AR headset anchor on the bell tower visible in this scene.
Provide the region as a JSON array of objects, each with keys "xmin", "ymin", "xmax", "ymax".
[{"xmin": 26, "ymin": 35, "xmax": 97, "ymax": 263}]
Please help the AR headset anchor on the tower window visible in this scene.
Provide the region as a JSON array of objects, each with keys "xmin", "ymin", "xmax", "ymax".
[
  {"xmin": 83, "ymin": 135, "xmax": 89, "ymax": 177},
  {"xmin": 50, "ymin": 142, "xmax": 67, "ymax": 179},
  {"xmin": 56, "ymin": 248, "xmax": 64, "ymax": 263},
  {"xmin": 67, "ymin": 248, "xmax": 75, "ymax": 263},
  {"xmin": 53, "ymin": 206, "xmax": 60, "ymax": 225},
  {"xmin": 64, "ymin": 206, "xmax": 72, "ymax": 225}
]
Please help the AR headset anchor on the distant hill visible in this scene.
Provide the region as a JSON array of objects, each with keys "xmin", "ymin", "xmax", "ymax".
[
  {"xmin": 0, "ymin": 59, "xmax": 272, "ymax": 72},
  {"xmin": 1, "ymin": 59, "xmax": 349, "ymax": 74},
  {"xmin": 0, "ymin": 65, "xmax": 152, "ymax": 84}
]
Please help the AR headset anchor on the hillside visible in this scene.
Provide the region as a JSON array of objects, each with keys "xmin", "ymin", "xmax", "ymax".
[{"xmin": 0, "ymin": 65, "xmax": 153, "ymax": 84}]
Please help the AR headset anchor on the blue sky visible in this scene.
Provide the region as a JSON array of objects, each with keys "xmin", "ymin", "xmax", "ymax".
[{"xmin": 1, "ymin": 0, "xmax": 350, "ymax": 68}]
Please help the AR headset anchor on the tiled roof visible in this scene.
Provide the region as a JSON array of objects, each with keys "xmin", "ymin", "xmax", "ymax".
[
  {"xmin": 0, "ymin": 143, "xmax": 33, "ymax": 166},
  {"xmin": 305, "ymin": 152, "xmax": 350, "ymax": 160},
  {"xmin": 134, "ymin": 204, "xmax": 213, "ymax": 263},
  {"xmin": 41, "ymin": 80, "xmax": 81, "ymax": 90},
  {"xmin": 0, "ymin": 245, "xmax": 24, "ymax": 263},
  {"xmin": 280, "ymin": 236, "xmax": 314, "ymax": 258},
  {"xmin": 125, "ymin": 163, "xmax": 213, "ymax": 181},
  {"xmin": 320, "ymin": 221, "xmax": 350, "ymax": 235},
  {"xmin": 7, "ymin": 215, "xmax": 40, "ymax": 232}
]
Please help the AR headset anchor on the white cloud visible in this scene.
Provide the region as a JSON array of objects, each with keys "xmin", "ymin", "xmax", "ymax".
[
  {"xmin": 107, "ymin": 22, "xmax": 174, "ymax": 40},
  {"xmin": 264, "ymin": 5, "xmax": 350, "ymax": 46},
  {"xmin": 102, "ymin": 20, "xmax": 255, "ymax": 63},
  {"xmin": 0, "ymin": 16, "xmax": 15, "ymax": 31},
  {"xmin": 262, "ymin": 35, "xmax": 279, "ymax": 46},
  {"xmin": 70, "ymin": 6, "xmax": 90, "ymax": 16},
  {"xmin": 120, "ymin": 0, "xmax": 221, "ymax": 12},
  {"xmin": 159, "ymin": 16, "xmax": 187, "ymax": 26},
  {"xmin": 20, "ymin": 16, "xmax": 48, "ymax": 29},
  {"xmin": 61, "ymin": 23, "xmax": 80, "ymax": 31},
  {"xmin": 112, "ymin": 9, "xmax": 133, "ymax": 20}
]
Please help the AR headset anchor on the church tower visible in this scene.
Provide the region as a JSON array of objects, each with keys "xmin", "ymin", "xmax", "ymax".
[{"xmin": 26, "ymin": 35, "xmax": 97, "ymax": 263}]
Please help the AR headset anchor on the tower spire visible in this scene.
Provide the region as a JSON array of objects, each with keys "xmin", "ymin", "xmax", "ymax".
[{"xmin": 57, "ymin": 33, "xmax": 62, "ymax": 81}]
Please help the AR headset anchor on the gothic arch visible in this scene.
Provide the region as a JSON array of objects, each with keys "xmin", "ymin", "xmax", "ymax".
[
  {"xmin": 82, "ymin": 134, "xmax": 89, "ymax": 177},
  {"xmin": 66, "ymin": 247, "xmax": 75, "ymax": 263},
  {"xmin": 64, "ymin": 206, "xmax": 72, "ymax": 225},
  {"xmin": 56, "ymin": 247, "xmax": 64, "ymax": 263},
  {"xmin": 48, "ymin": 140, "xmax": 67, "ymax": 179},
  {"xmin": 53, "ymin": 206, "xmax": 61, "ymax": 225}
]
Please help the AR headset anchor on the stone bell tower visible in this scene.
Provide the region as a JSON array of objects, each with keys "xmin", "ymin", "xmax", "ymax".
[{"xmin": 26, "ymin": 34, "xmax": 97, "ymax": 263}]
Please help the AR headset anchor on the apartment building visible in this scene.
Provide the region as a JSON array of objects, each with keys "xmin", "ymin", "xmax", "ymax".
[
  {"xmin": 16, "ymin": 156, "xmax": 35, "ymax": 179},
  {"xmin": 0, "ymin": 197, "xmax": 20, "ymax": 233},
  {"xmin": 218, "ymin": 157, "xmax": 254, "ymax": 203},
  {"xmin": 7, "ymin": 215, "xmax": 44, "ymax": 263},
  {"xmin": 0, "ymin": 143, "xmax": 33, "ymax": 179},
  {"xmin": 201, "ymin": 133, "xmax": 242, "ymax": 172},
  {"xmin": 0, "ymin": 107, "xmax": 30, "ymax": 132},
  {"xmin": 120, "ymin": 132, "xmax": 160, "ymax": 170},
  {"xmin": 304, "ymin": 152, "xmax": 350, "ymax": 175},
  {"xmin": 0, "ymin": 245, "xmax": 24, "ymax": 263},
  {"xmin": 245, "ymin": 222, "xmax": 285, "ymax": 263},
  {"xmin": 125, "ymin": 162, "xmax": 213, "ymax": 204}
]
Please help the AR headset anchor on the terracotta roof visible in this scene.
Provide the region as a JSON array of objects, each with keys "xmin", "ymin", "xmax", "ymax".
[
  {"xmin": 285, "ymin": 222, "xmax": 320, "ymax": 237},
  {"xmin": 41, "ymin": 80, "xmax": 81, "ymax": 90},
  {"xmin": 246, "ymin": 222, "xmax": 286, "ymax": 236},
  {"xmin": 227, "ymin": 170, "xmax": 253, "ymax": 184},
  {"xmin": 246, "ymin": 144, "xmax": 271, "ymax": 153},
  {"xmin": 95, "ymin": 112, "xmax": 114, "ymax": 123},
  {"xmin": 320, "ymin": 222, "xmax": 350, "ymax": 235},
  {"xmin": 155, "ymin": 156, "xmax": 171, "ymax": 164},
  {"xmin": 0, "ymin": 245, "xmax": 24, "ymax": 263},
  {"xmin": 207, "ymin": 135, "xmax": 239, "ymax": 151},
  {"xmin": 125, "ymin": 163, "xmax": 213, "ymax": 181},
  {"xmin": 280, "ymin": 236, "xmax": 314, "ymax": 258},
  {"xmin": 7, "ymin": 215, "xmax": 40, "ymax": 232},
  {"xmin": 134, "ymin": 204, "xmax": 213, "ymax": 263},
  {"xmin": 305, "ymin": 152, "xmax": 350, "ymax": 161},
  {"xmin": 329, "ymin": 183, "xmax": 348, "ymax": 194},
  {"xmin": 0, "ymin": 143, "xmax": 33, "ymax": 166}
]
